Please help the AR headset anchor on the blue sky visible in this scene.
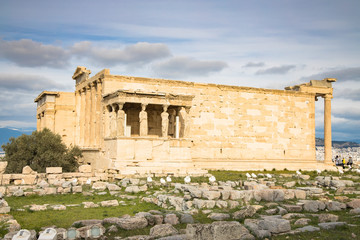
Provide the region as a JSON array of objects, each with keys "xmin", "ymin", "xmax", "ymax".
[{"xmin": 0, "ymin": 0, "xmax": 359, "ymax": 141}]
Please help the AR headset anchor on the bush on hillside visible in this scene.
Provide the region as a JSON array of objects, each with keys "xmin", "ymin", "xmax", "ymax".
[{"xmin": 1, "ymin": 128, "xmax": 82, "ymax": 173}]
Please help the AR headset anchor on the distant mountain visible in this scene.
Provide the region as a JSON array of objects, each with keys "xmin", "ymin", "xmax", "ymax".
[
  {"xmin": 0, "ymin": 127, "xmax": 36, "ymax": 149},
  {"xmin": 316, "ymin": 138, "xmax": 360, "ymax": 148}
]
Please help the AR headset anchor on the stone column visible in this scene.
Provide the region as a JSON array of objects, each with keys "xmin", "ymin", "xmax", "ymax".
[
  {"xmin": 95, "ymin": 80, "xmax": 102, "ymax": 147},
  {"xmin": 139, "ymin": 103, "xmax": 148, "ymax": 136},
  {"xmin": 116, "ymin": 102, "xmax": 125, "ymax": 137},
  {"xmin": 80, "ymin": 88, "xmax": 86, "ymax": 146},
  {"xmin": 175, "ymin": 108, "xmax": 180, "ymax": 139},
  {"xmin": 75, "ymin": 90, "xmax": 81, "ymax": 145},
  {"xmin": 184, "ymin": 107, "xmax": 191, "ymax": 138},
  {"xmin": 324, "ymin": 94, "xmax": 332, "ymax": 164},
  {"xmin": 90, "ymin": 82, "xmax": 96, "ymax": 147},
  {"xmin": 104, "ymin": 105, "xmax": 111, "ymax": 138},
  {"xmin": 161, "ymin": 105, "xmax": 169, "ymax": 138},
  {"xmin": 84, "ymin": 85, "xmax": 91, "ymax": 146}
]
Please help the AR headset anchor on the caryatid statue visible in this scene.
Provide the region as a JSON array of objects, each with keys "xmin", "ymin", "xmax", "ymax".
[
  {"xmin": 116, "ymin": 102, "xmax": 125, "ymax": 137},
  {"xmin": 161, "ymin": 105, "xmax": 169, "ymax": 137},
  {"xmin": 139, "ymin": 103, "xmax": 148, "ymax": 136}
]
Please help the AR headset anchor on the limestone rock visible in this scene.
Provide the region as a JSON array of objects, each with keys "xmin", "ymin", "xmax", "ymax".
[
  {"xmin": 103, "ymin": 217, "xmax": 121, "ymax": 225},
  {"xmin": 164, "ymin": 214, "xmax": 179, "ymax": 225},
  {"xmin": 50, "ymin": 204, "xmax": 66, "ymax": 211},
  {"xmin": 100, "ymin": 200, "xmax": 119, "ymax": 207},
  {"xmin": 203, "ymin": 190, "xmax": 221, "ymax": 200},
  {"xmin": 318, "ymin": 221, "xmax": 347, "ymax": 230},
  {"xmin": 125, "ymin": 186, "xmax": 141, "ymax": 193},
  {"xmin": 302, "ymin": 200, "xmax": 326, "ymax": 212},
  {"xmin": 283, "ymin": 181, "xmax": 296, "ymax": 188},
  {"xmin": 72, "ymin": 185, "xmax": 83, "ymax": 193},
  {"xmin": 325, "ymin": 201, "xmax": 346, "ymax": 211},
  {"xmin": 22, "ymin": 165, "xmax": 36, "ymax": 174},
  {"xmin": 318, "ymin": 214, "xmax": 339, "ymax": 223},
  {"xmin": 79, "ymin": 164, "xmax": 92, "ymax": 173},
  {"xmin": 208, "ymin": 213, "xmax": 230, "ymax": 221},
  {"xmin": 30, "ymin": 204, "xmax": 47, "ymax": 211},
  {"xmin": 92, "ymin": 181, "xmax": 108, "ymax": 191},
  {"xmin": 228, "ymin": 200, "xmax": 240, "ymax": 209},
  {"xmin": 150, "ymin": 224, "xmax": 178, "ymax": 238},
  {"xmin": 349, "ymin": 208, "xmax": 360, "ymax": 214},
  {"xmin": 46, "ymin": 167, "xmax": 62, "ymax": 174},
  {"xmin": 294, "ymin": 218, "xmax": 311, "ymax": 226},
  {"xmin": 282, "ymin": 204, "xmax": 302, "ymax": 212},
  {"xmin": 233, "ymin": 206, "xmax": 257, "ymax": 220},
  {"xmin": 186, "ymin": 221, "xmax": 254, "ymax": 240},
  {"xmin": 107, "ymin": 183, "xmax": 121, "ymax": 191},
  {"xmin": 72, "ymin": 219, "xmax": 102, "ymax": 226},
  {"xmin": 13, "ymin": 189, "xmax": 24, "ymax": 197},
  {"xmin": 118, "ymin": 216, "xmax": 148, "ymax": 230},
  {"xmin": 243, "ymin": 219, "xmax": 271, "ymax": 239},
  {"xmin": 347, "ymin": 199, "xmax": 360, "ymax": 209},
  {"xmin": 258, "ymin": 217, "xmax": 291, "ymax": 234},
  {"xmin": 83, "ymin": 201, "xmax": 99, "ymax": 208},
  {"xmin": 296, "ymin": 225, "xmax": 320, "ymax": 232},
  {"xmin": 180, "ymin": 214, "xmax": 194, "ymax": 224}
]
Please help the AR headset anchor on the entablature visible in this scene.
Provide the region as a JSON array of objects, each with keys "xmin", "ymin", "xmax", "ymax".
[{"xmin": 102, "ymin": 89, "xmax": 194, "ymax": 107}]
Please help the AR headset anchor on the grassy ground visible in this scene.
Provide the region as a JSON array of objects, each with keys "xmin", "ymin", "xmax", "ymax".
[
  {"xmin": 6, "ymin": 192, "xmax": 163, "ymax": 232},
  {"xmin": 3, "ymin": 169, "xmax": 360, "ymax": 238}
]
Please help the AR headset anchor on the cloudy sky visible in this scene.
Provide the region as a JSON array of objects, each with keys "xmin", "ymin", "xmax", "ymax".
[{"xmin": 0, "ymin": 0, "xmax": 359, "ymax": 141}]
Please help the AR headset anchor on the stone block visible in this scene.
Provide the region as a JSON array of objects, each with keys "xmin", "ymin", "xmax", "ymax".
[
  {"xmin": 46, "ymin": 167, "xmax": 62, "ymax": 174},
  {"xmin": 79, "ymin": 164, "xmax": 92, "ymax": 173}
]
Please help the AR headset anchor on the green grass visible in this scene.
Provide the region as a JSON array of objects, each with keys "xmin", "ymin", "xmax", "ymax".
[{"xmin": 6, "ymin": 193, "xmax": 163, "ymax": 232}]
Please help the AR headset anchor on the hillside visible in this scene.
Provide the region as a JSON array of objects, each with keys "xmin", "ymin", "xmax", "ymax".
[
  {"xmin": 0, "ymin": 127, "xmax": 36, "ymax": 148},
  {"xmin": 315, "ymin": 138, "xmax": 360, "ymax": 148}
]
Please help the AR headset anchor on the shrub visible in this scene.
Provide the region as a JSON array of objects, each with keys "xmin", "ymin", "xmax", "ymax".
[{"xmin": 1, "ymin": 128, "xmax": 82, "ymax": 173}]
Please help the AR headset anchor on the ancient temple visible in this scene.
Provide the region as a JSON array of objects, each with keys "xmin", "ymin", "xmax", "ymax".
[{"xmin": 34, "ymin": 66, "xmax": 336, "ymax": 174}]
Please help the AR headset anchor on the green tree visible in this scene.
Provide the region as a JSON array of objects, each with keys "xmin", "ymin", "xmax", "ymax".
[{"xmin": 1, "ymin": 128, "xmax": 82, "ymax": 173}]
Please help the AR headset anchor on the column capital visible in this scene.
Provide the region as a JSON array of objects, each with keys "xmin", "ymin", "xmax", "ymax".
[
  {"xmin": 90, "ymin": 81, "xmax": 96, "ymax": 87},
  {"xmin": 141, "ymin": 103, "xmax": 148, "ymax": 110},
  {"xmin": 162, "ymin": 104, "xmax": 169, "ymax": 112},
  {"xmin": 324, "ymin": 94, "xmax": 333, "ymax": 100}
]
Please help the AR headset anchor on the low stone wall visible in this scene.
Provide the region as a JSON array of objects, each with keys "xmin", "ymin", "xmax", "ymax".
[{"xmin": 0, "ymin": 164, "xmax": 208, "ymax": 189}]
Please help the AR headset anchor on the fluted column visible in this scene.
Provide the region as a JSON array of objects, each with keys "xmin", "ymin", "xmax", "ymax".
[
  {"xmin": 90, "ymin": 82, "xmax": 96, "ymax": 147},
  {"xmin": 75, "ymin": 90, "xmax": 81, "ymax": 145},
  {"xmin": 95, "ymin": 80, "xmax": 102, "ymax": 147},
  {"xmin": 80, "ymin": 88, "xmax": 86, "ymax": 146},
  {"xmin": 104, "ymin": 105, "xmax": 111, "ymax": 138},
  {"xmin": 84, "ymin": 85, "xmax": 91, "ymax": 146},
  {"xmin": 139, "ymin": 103, "xmax": 148, "ymax": 136},
  {"xmin": 324, "ymin": 94, "xmax": 332, "ymax": 164}
]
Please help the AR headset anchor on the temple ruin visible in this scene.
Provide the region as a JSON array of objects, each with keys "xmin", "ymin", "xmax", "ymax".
[{"xmin": 34, "ymin": 67, "xmax": 336, "ymax": 174}]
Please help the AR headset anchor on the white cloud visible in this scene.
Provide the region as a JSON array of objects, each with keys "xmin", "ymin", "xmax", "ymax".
[
  {"xmin": 153, "ymin": 56, "xmax": 228, "ymax": 79},
  {"xmin": 0, "ymin": 73, "xmax": 64, "ymax": 91},
  {"xmin": 72, "ymin": 41, "xmax": 171, "ymax": 66},
  {"xmin": 243, "ymin": 62, "xmax": 265, "ymax": 68},
  {"xmin": 256, "ymin": 65, "xmax": 296, "ymax": 75},
  {"xmin": 300, "ymin": 67, "xmax": 360, "ymax": 82},
  {"xmin": 0, "ymin": 39, "xmax": 69, "ymax": 68}
]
